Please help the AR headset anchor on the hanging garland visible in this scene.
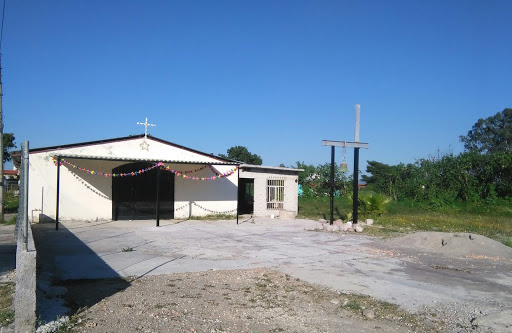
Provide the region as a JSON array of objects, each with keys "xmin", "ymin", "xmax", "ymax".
[
  {"xmin": 161, "ymin": 163, "xmax": 238, "ymax": 180},
  {"xmin": 171, "ymin": 202, "xmax": 237, "ymax": 215},
  {"xmin": 53, "ymin": 158, "xmax": 161, "ymax": 177},
  {"xmin": 52, "ymin": 158, "xmax": 238, "ymax": 181},
  {"xmin": 208, "ymin": 165, "xmax": 231, "ymax": 177},
  {"xmin": 174, "ymin": 203, "xmax": 190, "ymax": 211},
  {"xmin": 192, "ymin": 202, "xmax": 238, "ymax": 214}
]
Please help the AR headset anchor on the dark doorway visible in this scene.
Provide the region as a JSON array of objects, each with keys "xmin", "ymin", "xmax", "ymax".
[
  {"xmin": 112, "ymin": 162, "xmax": 174, "ymax": 220},
  {"xmin": 238, "ymin": 178, "xmax": 254, "ymax": 214}
]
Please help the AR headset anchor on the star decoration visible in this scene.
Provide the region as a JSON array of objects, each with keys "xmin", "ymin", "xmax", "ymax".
[{"xmin": 140, "ymin": 140, "xmax": 150, "ymax": 151}]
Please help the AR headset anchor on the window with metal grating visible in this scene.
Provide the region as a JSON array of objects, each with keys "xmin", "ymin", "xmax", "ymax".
[{"xmin": 267, "ymin": 178, "xmax": 284, "ymax": 209}]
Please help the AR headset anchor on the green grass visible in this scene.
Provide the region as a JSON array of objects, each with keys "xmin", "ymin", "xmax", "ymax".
[
  {"xmin": 0, "ymin": 214, "xmax": 16, "ymax": 225},
  {"xmin": 297, "ymin": 196, "xmax": 352, "ymax": 221},
  {"xmin": 298, "ymin": 196, "xmax": 512, "ymax": 246},
  {"xmin": 376, "ymin": 200, "xmax": 512, "ymax": 245},
  {"xmin": 0, "ymin": 282, "xmax": 15, "ymax": 327},
  {"xmin": 3, "ymin": 192, "xmax": 19, "ymax": 214}
]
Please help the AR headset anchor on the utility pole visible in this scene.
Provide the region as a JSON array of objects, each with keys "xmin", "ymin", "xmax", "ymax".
[
  {"xmin": 0, "ymin": 56, "xmax": 4, "ymax": 221},
  {"xmin": 0, "ymin": 0, "xmax": 6, "ymax": 222}
]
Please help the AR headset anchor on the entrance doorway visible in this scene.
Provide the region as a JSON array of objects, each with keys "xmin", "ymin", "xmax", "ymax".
[
  {"xmin": 112, "ymin": 162, "xmax": 174, "ymax": 220},
  {"xmin": 238, "ymin": 178, "xmax": 254, "ymax": 215}
]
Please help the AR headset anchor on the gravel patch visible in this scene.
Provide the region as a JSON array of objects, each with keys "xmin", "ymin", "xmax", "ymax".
[{"xmin": 60, "ymin": 268, "xmax": 429, "ymax": 333}]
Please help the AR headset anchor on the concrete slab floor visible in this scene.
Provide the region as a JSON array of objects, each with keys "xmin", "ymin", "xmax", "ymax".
[{"xmin": 31, "ymin": 218, "xmax": 512, "ymax": 315}]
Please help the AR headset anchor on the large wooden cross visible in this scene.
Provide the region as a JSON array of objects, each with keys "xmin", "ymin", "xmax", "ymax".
[{"xmin": 322, "ymin": 104, "xmax": 369, "ymax": 225}]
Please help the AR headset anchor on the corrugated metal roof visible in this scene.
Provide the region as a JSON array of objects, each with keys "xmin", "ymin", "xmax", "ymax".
[
  {"xmin": 240, "ymin": 164, "xmax": 303, "ymax": 172},
  {"xmin": 54, "ymin": 154, "xmax": 239, "ymax": 165}
]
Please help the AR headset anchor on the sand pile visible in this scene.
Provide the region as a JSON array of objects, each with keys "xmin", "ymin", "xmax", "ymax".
[{"xmin": 383, "ymin": 232, "xmax": 512, "ymax": 259}]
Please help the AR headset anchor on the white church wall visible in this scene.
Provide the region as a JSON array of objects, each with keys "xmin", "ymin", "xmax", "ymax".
[
  {"xmin": 173, "ymin": 164, "xmax": 238, "ymax": 218},
  {"xmin": 28, "ymin": 153, "xmax": 126, "ymax": 222}
]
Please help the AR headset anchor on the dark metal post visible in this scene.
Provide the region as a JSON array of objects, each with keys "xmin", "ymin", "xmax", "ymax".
[
  {"xmin": 156, "ymin": 166, "xmax": 160, "ymax": 227},
  {"xmin": 353, "ymin": 148, "xmax": 360, "ymax": 224},
  {"xmin": 236, "ymin": 167, "xmax": 239, "ymax": 225},
  {"xmin": 56, "ymin": 157, "xmax": 60, "ymax": 231},
  {"xmin": 330, "ymin": 146, "xmax": 335, "ymax": 225}
]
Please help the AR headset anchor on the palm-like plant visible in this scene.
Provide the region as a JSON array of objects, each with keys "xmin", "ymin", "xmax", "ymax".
[{"xmin": 347, "ymin": 192, "xmax": 391, "ymax": 220}]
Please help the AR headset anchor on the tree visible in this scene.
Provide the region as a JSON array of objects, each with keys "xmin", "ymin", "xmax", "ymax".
[
  {"xmin": 219, "ymin": 146, "xmax": 263, "ymax": 165},
  {"xmin": 294, "ymin": 161, "xmax": 316, "ymax": 185},
  {"xmin": 362, "ymin": 161, "xmax": 401, "ymax": 200},
  {"xmin": 460, "ymin": 108, "xmax": 512, "ymax": 154},
  {"xmin": 2, "ymin": 133, "xmax": 15, "ymax": 163},
  {"xmin": 295, "ymin": 161, "xmax": 351, "ymax": 197}
]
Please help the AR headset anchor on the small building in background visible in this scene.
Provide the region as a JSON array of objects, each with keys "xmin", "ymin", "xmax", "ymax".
[
  {"xmin": 3, "ymin": 168, "xmax": 19, "ymax": 193},
  {"xmin": 239, "ymin": 164, "xmax": 302, "ymax": 219}
]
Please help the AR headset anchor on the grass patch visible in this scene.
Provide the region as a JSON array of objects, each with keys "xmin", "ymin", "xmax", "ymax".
[
  {"xmin": 297, "ymin": 196, "xmax": 352, "ymax": 220},
  {"xmin": 298, "ymin": 197, "xmax": 512, "ymax": 246},
  {"xmin": 339, "ymin": 293, "xmax": 419, "ymax": 325},
  {"xmin": 375, "ymin": 199, "xmax": 512, "ymax": 245},
  {"xmin": 0, "ymin": 282, "xmax": 15, "ymax": 327},
  {"xmin": 502, "ymin": 238, "xmax": 512, "ymax": 248},
  {"xmin": 121, "ymin": 247, "xmax": 134, "ymax": 252},
  {"xmin": 0, "ymin": 214, "xmax": 16, "ymax": 225},
  {"xmin": 3, "ymin": 192, "xmax": 18, "ymax": 214}
]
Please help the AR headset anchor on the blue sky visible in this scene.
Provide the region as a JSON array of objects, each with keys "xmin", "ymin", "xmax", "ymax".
[{"xmin": 3, "ymin": 0, "xmax": 511, "ymax": 172}]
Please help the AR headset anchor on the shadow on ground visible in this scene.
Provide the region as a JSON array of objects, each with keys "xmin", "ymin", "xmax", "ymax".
[
  {"xmin": 0, "ymin": 233, "xmax": 16, "ymax": 278},
  {"xmin": 31, "ymin": 223, "xmax": 131, "ymax": 323}
]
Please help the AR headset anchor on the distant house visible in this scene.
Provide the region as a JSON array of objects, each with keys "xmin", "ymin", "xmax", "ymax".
[
  {"xmin": 3, "ymin": 169, "xmax": 19, "ymax": 192},
  {"xmin": 12, "ymin": 135, "xmax": 301, "ymax": 222}
]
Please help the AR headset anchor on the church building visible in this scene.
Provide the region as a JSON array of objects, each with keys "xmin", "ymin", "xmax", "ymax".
[{"xmin": 15, "ymin": 134, "xmax": 300, "ymax": 223}]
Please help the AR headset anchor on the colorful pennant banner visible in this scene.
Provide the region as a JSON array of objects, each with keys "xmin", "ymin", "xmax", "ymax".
[
  {"xmin": 52, "ymin": 158, "xmax": 238, "ymax": 181},
  {"xmin": 161, "ymin": 163, "xmax": 238, "ymax": 180}
]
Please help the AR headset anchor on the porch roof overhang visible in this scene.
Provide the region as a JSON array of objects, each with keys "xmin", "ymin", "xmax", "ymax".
[
  {"xmin": 53, "ymin": 154, "xmax": 240, "ymax": 166},
  {"xmin": 52, "ymin": 153, "xmax": 241, "ymax": 229},
  {"xmin": 240, "ymin": 164, "xmax": 303, "ymax": 173}
]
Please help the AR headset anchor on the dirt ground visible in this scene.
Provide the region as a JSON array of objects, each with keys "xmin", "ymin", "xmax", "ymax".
[{"xmin": 61, "ymin": 268, "xmax": 432, "ymax": 333}]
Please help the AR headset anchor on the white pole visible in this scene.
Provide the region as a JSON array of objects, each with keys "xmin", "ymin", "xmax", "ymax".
[{"xmin": 354, "ymin": 104, "xmax": 360, "ymax": 142}]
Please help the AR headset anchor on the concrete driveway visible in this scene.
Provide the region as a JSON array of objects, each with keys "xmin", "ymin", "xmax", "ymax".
[{"xmin": 32, "ymin": 218, "xmax": 512, "ymax": 320}]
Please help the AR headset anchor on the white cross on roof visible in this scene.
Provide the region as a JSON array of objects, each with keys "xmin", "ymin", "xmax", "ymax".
[{"xmin": 137, "ymin": 117, "xmax": 156, "ymax": 139}]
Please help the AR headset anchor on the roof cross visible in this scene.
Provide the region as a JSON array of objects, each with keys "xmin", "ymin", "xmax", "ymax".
[{"xmin": 137, "ymin": 117, "xmax": 156, "ymax": 139}]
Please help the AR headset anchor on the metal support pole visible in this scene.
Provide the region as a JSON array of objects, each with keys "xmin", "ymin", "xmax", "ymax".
[
  {"xmin": 156, "ymin": 166, "xmax": 160, "ymax": 227},
  {"xmin": 236, "ymin": 167, "xmax": 239, "ymax": 225},
  {"xmin": 329, "ymin": 146, "xmax": 335, "ymax": 225},
  {"xmin": 353, "ymin": 148, "xmax": 359, "ymax": 224},
  {"xmin": 55, "ymin": 157, "xmax": 60, "ymax": 231}
]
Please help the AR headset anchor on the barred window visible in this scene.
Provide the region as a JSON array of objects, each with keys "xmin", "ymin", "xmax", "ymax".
[{"xmin": 267, "ymin": 179, "xmax": 284, "ymax": 209}]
